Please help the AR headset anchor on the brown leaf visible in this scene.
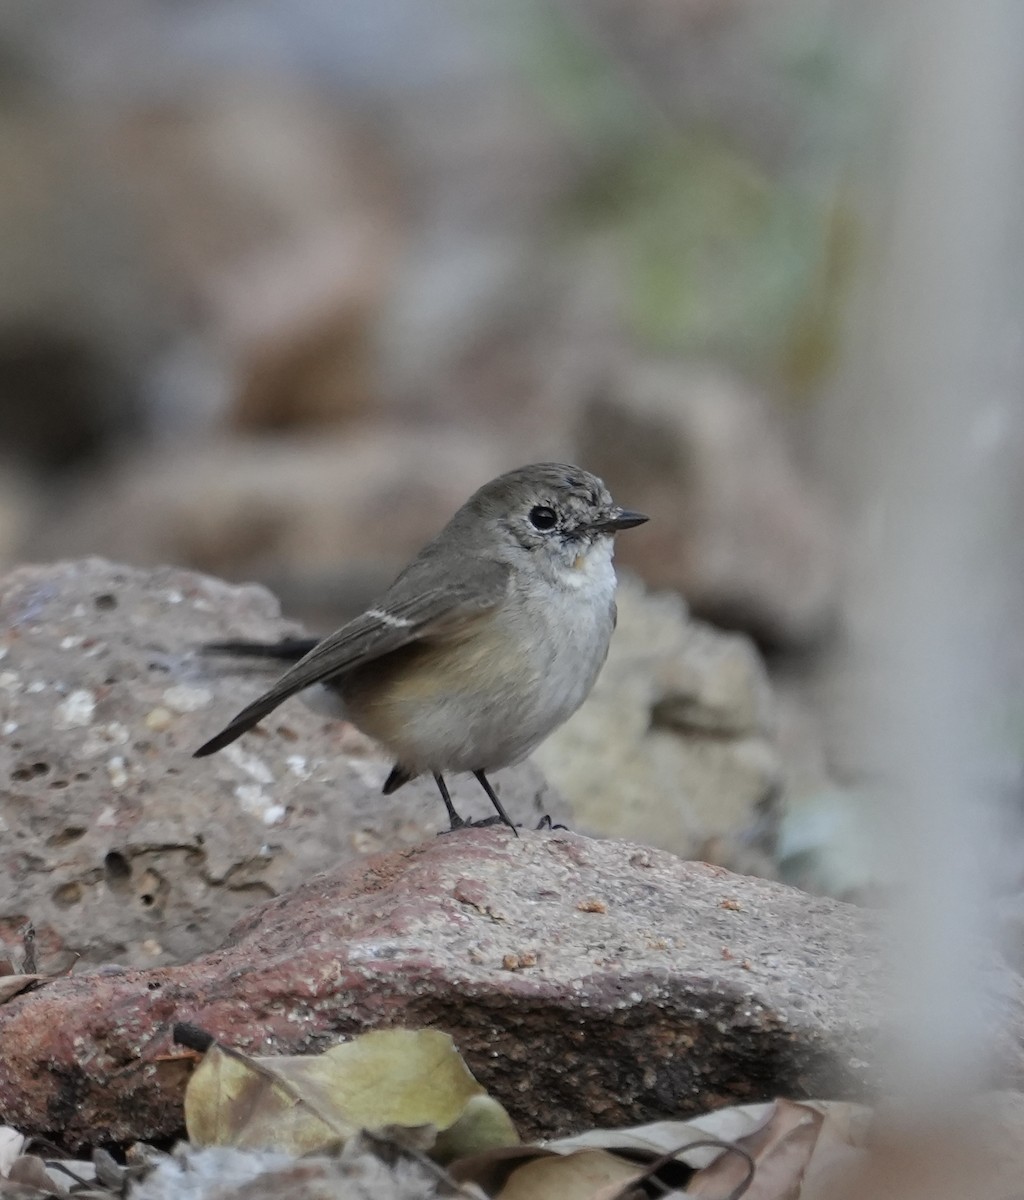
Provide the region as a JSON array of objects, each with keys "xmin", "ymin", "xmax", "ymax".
[
  {"xmin": 687, "ymin": 1098, "xmax": 822, "ymax": 1199},
  {"xmin": 798, "ymin": 1102, "xmax": 872, "ymax": 1200},
  {"xmin": 0, "ymin": 1182, "xmax": 54, "ymax": 1198},
  {"xmin": 6, "ymin": 1156, "xmax": 61, "ymax": 1196}
]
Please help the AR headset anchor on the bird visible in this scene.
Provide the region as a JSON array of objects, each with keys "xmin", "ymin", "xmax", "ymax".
[{"xmin": 194, "ymin": 463, "xmax": 648, "ymax": 834}]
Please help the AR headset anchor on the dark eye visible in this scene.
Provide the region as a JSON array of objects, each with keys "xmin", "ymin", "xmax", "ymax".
[{"xmin": 529, "ymin": 505, "xmax": 558, "ymax": 530}]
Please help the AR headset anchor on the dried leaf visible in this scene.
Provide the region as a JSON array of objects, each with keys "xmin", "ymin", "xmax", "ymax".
[
  {"xmin": 548, "ymin": 1105, "xmax": 776, "ymax": 1169},
  {"xmin": 6, "ymin": 1156, "xmax": 63, "ymax": 1196},
  {"xmin": 37, "ymin": 1160, "xmax": 96, "ymax": 1192},
  {"xmin": 797, "ymin": 1102, "xmax": 872, "ymax": 1200},
  {"xmin": 0, "ymin": 977, "xmax": 45, "ymax": 1007},
  {"xmin": 0, "ymin": 1181, "xmax": 54, "ymax": 1198},
  {"xmin": 185, "ymin": 1028, "xmax": 518, "ymax": 1158},
  {"xmin": 90, "ymin": 1150, "xmax": 124, "ymax": 1191},
  {"xmin": 448, "ymin": 1145, "xmax": 559, "ymax": 1194},
  {"xmin": 687, "ymin": 1098, "xmax": 822, "ymax": 1199},
  {"xmin": 495, "ymin": 1149, "xmax": 645, "ymax": 1200},
  {"xmin": 0, "ymin": 1130, "xmax": 26, "ymax": 1178},
  {"xmin": 433, "ymin": 1094, "xmax": 521, "ymax": 1163}
]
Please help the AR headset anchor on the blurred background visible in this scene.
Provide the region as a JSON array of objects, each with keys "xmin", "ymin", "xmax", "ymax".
[{"xmin": 0, "ymin": 0, "xmax": 1021, "ymax": 911}]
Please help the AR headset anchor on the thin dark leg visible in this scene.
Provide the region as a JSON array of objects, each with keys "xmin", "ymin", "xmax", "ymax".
[
  {"xmin": 434, "ymin": 774, "xmax": 466, "ymax": 831},
  {"xmin": 473, "ymin": 771, "xmax": 519, "ymax": 837}
]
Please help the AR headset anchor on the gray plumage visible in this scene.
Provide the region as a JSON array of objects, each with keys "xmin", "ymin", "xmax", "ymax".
[{"xmin": 195, "ymin": 463, "xmax": 647, "ymax": 831}]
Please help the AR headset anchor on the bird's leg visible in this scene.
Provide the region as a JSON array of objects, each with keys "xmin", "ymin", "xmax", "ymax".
[
  {"xmin": 535, "ymin": 814, "xmax": 569, "ymax": 831},
  {"xmin": 472, "ymin": 771, "xmax": 519, "ymax": 838},
  {"xmin": 434, "ymin": 774, "xmax": 468, "ymax": 831}
]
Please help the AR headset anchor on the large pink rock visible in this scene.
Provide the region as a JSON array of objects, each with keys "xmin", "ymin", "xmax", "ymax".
[{"xmin": 0, "ymin": 830, "xmax": 908, "ymax": 1150}]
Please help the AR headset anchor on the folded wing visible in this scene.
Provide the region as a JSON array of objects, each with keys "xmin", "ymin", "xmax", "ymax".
[{"xmin": 194, "ymin": 563, "xmax": 510, "ymax": 758}]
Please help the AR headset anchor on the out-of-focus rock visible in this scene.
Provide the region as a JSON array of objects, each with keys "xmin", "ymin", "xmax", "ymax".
[
  {"xmin": 26, "ymin": 431, "xmax": 529, "ymax": 622},
  {"xmin": 577, "ymin": 361, "xmax": 839, "ymax": 648},
  {"xmin": 0, "ymin": 110, "xmax": 160, "ymax": 472},
  {"xmin": 535, "ymin": 576, "xmax": 780, "ymax": 871},
  {"xmin": 0, "ymin": 559, "xmax": 565, "ymax": 968},
  {"xmin": 105, "ymin": 84, "xmax": 401, "ymax": 433},
  {"xmin": 0, "ymin": 831, "xmax": 895, "ymax": 1149},
  {"xmin": 0, "ymin": 470, "xmax": 35, "ymax": 573}
]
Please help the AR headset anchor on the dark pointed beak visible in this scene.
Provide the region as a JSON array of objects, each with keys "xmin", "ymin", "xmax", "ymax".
[{"xmin": 589, "ymin": 509, "xmax": 649, "ymax": 534}]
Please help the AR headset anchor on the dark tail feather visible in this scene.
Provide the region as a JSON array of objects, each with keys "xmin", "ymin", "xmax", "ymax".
[
  {"xmin": 201, "ymin": 637, "xmax": 319, "ymax": 662},
  {"xmin": 382, "ymin": 765, "xmax": 413, "ymax": 794},
  {"xmin": 193, "ymin": 690, "xmax": 289, "ymax": 757}
]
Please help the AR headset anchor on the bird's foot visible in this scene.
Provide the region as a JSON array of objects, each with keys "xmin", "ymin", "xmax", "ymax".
[
  {"xmin": 437, "ymin": 814, "xmax": 507, "ymax": 836},
  {"xmin": 535, "ymin": 814, "xmax": 569, "ymax": 831}
]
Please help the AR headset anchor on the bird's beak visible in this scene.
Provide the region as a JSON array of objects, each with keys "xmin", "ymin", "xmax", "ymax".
[{"xmin": 589, "ymin": 508, "xmax": 649, "ymax": 534}]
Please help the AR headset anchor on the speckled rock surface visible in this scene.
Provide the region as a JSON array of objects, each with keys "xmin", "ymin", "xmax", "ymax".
[
  {"xmin": 0, "ymin": 559, "xmax": 565, "ymax": 967},
  {"xmin": 0, "ymin": 831, "xmax": 895, "ymax": 1149}
]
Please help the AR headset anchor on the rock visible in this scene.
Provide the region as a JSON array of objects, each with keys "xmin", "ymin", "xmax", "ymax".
[
  {"xmin": 0, "ymin": 559, "xmax": 565, "ymax": 968},
  {"xmin": 0, "ymin": 109, "xmax": 160, "ymax": 473},
  {"xmin": 0, "ymin": 831, "xmax": 904, "ymax": 1150},
  {"xmin": 25, "ymin": 431, "xmax": 525, "ymax": 623},
  {"xmin": 577, "ymin": 360, "xmax": 839, "ymax": 648},
  {"xmin": 535, "ymin": 577, "xmax": 780, "ymax": 869},
  {"xmin": 0, "ymin": 469, "xmax": 36, "ymax": 575},
  {"xmin": 104, "ymin": 83, "xmax": 400, "ymax": 434}
]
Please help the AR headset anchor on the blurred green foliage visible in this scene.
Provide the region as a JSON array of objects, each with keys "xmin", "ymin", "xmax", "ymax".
[{"xmin": 516, "ymin": 1, "xmax": 858, "ymax": 393}]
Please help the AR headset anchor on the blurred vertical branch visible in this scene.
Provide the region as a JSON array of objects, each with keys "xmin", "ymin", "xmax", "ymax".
[{"xmin": 820, "ymin": 0, "xmax": 1024, "ymax": 1159}]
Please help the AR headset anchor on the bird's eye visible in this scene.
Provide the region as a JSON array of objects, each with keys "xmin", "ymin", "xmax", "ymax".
[{"xmin": 529, "ymin": 505, "xmax": 558, "ymax": 530}]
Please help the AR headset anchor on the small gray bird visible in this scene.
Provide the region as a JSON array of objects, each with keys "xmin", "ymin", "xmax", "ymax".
[{"xmin": 194, "ymin": 463, "xmax": 647, "ymax": 833}]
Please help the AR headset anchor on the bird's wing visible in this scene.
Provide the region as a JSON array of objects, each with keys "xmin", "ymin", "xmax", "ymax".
[{"xmin": 194, "ymin": 561, "xmax": 511, "ymax": 757}]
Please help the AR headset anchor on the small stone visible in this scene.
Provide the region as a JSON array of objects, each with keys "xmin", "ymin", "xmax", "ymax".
[
  {"xmin": 502, "ymin": 951, "xmax": 538, "ymax": 971},
  {"xmin": 223, "ymin": 744, "xmax": 275, "ymax": 785},
  {"xmin": 107, "ymin": 757, "xmax": 129, "ymax": 789},
  {"xmin": 161, "ymin": 684, "xmax": 213, "ymax": 713},
  {"xmin": 55, "ymin": 689, "xmax": 96, "ymax": 728},
  {"xmin": 144, "ymin": 707, "xmax": 174, "ymax": 732}
]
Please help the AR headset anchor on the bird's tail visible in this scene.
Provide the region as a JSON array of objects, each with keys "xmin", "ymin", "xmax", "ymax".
[
  {"xmin": 194, "ymin": 636, "xmax": 324, "ymax": 757},
  {"xmin": 201, "ymin": 637, "xmax": 319, "ymax": 663}
]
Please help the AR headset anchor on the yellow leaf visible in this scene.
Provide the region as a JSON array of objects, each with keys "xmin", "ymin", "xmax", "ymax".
[
  {"xmin": 496, "ymin": 1149, "xmax": 644, "ymax": 1200},
  {"xmin": 184, "ymin": 1028, "xmax": 518, "ymax": 1158}
]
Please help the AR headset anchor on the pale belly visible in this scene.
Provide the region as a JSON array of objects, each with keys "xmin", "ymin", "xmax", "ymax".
[{"xmin": 335, "ymin": 573, "xmax": 615, "ymax": 776}]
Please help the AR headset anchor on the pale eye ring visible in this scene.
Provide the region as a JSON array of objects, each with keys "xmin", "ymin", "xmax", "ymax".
[{"xmin": 528, "ymin": 505, "xmax": 558, "ymax": 530}]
